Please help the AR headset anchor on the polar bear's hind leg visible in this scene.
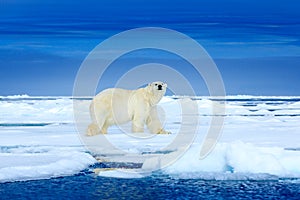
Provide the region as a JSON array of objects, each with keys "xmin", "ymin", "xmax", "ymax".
[
  {"xmin": 132, "ymin": 114, "xmax": 145, "ymax": 133},
  {"xmin": 100, "ymin": 120, "xmax": 109, "ymax": 134},
  {"xmin": 87, "ymin": 101, "xmax": 108, "ymax": 135},
  {"xmin": 87, "ymin": 117, "xmax": 108, "ymax": 135},
  {"xmin": 87, "ymin": 123, "xmax": 100, "ymax": 136}
]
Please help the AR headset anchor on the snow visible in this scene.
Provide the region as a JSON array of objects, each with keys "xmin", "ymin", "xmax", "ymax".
[
  {"xmin": 0, "ymin": 124, "xmax": 95, "ymax": 182},
  {"xmin": 164, "ymin": 141, "xmax": 300, "ymax": 180},
  {"xmin": 1, "ymin": 96, "xmax": 300, "ymax": 182}
]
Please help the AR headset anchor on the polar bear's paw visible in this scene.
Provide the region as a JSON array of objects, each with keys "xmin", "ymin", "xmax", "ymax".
[
  {"xmin": 86, "ymin": 123, "xmax": 101, "ymax": 136},
  {"xmin": 157, "ymin": 128, "xmax": 171, "ymax": 134}
]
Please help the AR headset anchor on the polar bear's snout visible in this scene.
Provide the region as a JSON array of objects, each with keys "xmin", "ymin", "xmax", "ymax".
[
  {"xmin": 152, "ymin": 81, "xmax": 167, "ymax": 91},
  {"xmin": 157, "ymin": 84, "xmax": 162, "ymax": 90}
]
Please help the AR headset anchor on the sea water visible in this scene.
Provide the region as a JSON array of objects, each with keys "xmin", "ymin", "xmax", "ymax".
[{"xmin": 1, "ymin": 173, "xmax": 300, "ymax": 199}]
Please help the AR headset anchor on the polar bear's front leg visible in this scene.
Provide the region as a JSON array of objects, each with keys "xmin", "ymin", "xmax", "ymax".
[
  {"xmin": 147, "ymin": 120, "xmax": 171, "ymax": 134},
  {"xmin": 156, "ymin": 128, "xmax": 171, "ymax": 134},
  {"xmin": 146, "ymin": 107, "xmax": 171, "ymax": 134}
]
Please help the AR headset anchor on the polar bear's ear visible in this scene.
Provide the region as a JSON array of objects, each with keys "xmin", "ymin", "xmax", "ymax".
[
  {"xmin": 148, "ymin": 83, "xmax": 152, "ymax": 87},
  {"xmin": 164, "ymin": 83, "xmax": 167, "ymax": 87}
]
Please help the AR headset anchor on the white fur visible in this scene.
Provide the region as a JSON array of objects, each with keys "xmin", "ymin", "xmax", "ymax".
[{"xmin": 86, "ymin": 81, "xmax": 170, "ymax": 135}]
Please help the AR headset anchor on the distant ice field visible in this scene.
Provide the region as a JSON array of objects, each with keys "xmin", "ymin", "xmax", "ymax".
[{"xmin": 0, "ymin": 95, "xmax": 300, "ymax": 182}]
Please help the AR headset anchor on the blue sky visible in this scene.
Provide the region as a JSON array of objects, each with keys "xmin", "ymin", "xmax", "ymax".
[{"xmin": 0, "ymin": 0, "xmax": 300, "ymax": 96}]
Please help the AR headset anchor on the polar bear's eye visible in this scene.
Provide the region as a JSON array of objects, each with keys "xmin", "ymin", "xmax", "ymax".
[{"xmin": 155, "ymin": 84, "xmax": 158, "ymax": 86}]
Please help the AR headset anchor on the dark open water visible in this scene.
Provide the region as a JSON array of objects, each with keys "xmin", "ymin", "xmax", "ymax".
[{"xmin": 1, "ymin": 172, "xmax": 300, "ymax": 200}]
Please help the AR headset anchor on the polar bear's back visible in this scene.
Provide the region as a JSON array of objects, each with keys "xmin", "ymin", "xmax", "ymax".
[
  {"xmin": 96, "ymin": 88, "xmax": 132, "ymax": 98},
  {"xmin": 94, "ymin": 88, "xmax": 136, "ymax": 105},
  {"xmin": 92, "ymin": 88, "xmax": 136, "ymax": 124}
]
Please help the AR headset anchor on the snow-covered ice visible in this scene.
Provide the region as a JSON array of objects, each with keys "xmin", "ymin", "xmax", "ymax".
[{"xmin": 1, "ymin": 95, "xmax": 300, "ymax": 182}]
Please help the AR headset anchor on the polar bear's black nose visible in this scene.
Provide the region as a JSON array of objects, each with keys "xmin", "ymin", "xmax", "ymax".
[{"xmin": 158, "ymin": 85, "xmax": 162, "ymax": 90}]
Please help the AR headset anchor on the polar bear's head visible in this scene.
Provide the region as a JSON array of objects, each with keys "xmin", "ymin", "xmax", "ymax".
[
  {"xmin": 148, "ymin": 81, "xmax": 167, "ymax": 93},
  {"xmin": 146, "ymin": 81, "xmax": 167, "ymax": 105}
]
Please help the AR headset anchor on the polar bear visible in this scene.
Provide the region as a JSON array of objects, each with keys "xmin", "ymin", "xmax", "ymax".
[{"xmin": 86, "ymin": 81, "xmax": 170, "ymax": 135}]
